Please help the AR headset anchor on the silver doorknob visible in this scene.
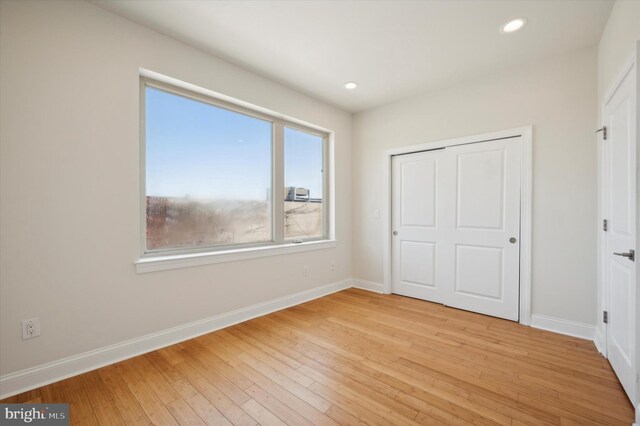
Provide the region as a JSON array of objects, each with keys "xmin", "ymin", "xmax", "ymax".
[
  {"xmin": 393, "ymin": 231, "xmax": 398, "ymax": 236},
  {"xmin": 613, "ymin": 249, "xmax": 635, "ymax": 261},
  {"xmin": 509, "ymin": 237, "xmax": 517, "ymax": 243}
]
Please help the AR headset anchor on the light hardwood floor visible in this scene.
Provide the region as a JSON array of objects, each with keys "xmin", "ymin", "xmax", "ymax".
[{"xmin": 2, "ymin": 289, "xmax": 634, "ymax": 425}]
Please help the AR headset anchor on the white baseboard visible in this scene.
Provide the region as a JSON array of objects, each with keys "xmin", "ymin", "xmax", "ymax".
[
  {"xmin": 0, "ymin": 278, "xmax": 353, "ymax": 399},
  {"xmin": 634, "ymin": 403, "xmax": 640, "ymax": 426},
  {"xmin": 529, "ymin": 314, "xmax": 596, "ymax": 341},
  {"xmin": 352, "ymin": 279, "xmax": 385, "ymax": 293},
  {"xmin": 593, "ymin": 325, "xmax": 605, "ymax": 355},
  {"xmin": 0, "ymin": 280, "xmax": 602, "ymax": 400}
]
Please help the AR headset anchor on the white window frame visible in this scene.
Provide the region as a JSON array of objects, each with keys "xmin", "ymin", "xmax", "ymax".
[{"xmin": 136, "ymin": 74, "xmax": 334, "ymax": 273}]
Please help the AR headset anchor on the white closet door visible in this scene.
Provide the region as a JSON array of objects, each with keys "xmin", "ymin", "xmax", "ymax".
[
  {"xmin": 391, "ymin": 149, "xmax": 446, "ymax": 303},
  {"xmin": 442, "ymin": 138, "xmax": 521, "ymax": 321},
  {"xmin": 391, "ymin": 138, "xmax": 521, "ymax": 321}
]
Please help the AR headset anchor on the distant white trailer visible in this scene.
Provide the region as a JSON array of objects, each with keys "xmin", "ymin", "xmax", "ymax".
[{"xmin": 285, "ymin": 187, "xmax": 310, "ymax": 201}]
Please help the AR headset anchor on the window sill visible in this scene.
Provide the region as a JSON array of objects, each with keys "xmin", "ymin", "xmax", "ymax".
[{"xmin": 135, "ymin": 240, "xmax": 337, "ymax": 273}]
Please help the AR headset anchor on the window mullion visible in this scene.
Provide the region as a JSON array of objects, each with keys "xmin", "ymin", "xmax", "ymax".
[
  {"xmin": 273, "ymin": 121, "xmax": 285, "ymax": 244},
  {"xmin": 323, "ymin": 135, "xmax": 331, "ymax": 240}
]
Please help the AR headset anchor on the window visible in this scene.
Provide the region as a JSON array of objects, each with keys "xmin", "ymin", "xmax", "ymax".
[
  {"xmin": 284, "ymin": 127, "xmax": 325, "ymax": 239},
  {"xmin": 141, "ymin": 78, "xmax": 329, "ymax": 257}
]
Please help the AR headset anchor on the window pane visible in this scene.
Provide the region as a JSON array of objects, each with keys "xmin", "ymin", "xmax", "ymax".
[
  {"xmin": 284, "ymin": 127, "xmax": 324, "ymax": 239},
  {"xmin": 145, "ymin": 86, "xmax": 272, "ymax": 252}
]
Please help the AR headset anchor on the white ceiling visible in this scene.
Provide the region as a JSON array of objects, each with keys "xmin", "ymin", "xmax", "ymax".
[{"xmin": 92, "ymin": 0, "xmax": 613, "ymax": 112}]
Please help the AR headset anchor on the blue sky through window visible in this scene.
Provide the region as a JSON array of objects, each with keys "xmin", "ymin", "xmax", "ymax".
[
  {"xmin": 146, "ymin": 87, "xmax": 322, "ymax": 201},
  {"xmin": 284, "ymin": 127, "xmax": 323, "ymax": 199}
]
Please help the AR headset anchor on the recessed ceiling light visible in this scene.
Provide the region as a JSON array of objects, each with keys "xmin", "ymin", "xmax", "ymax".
[
  {"xmin": 500, "ymin": 18, "xmax": 527, "ymax": 34},
  {"xmin": 344, "ymin": 82, "xmax": 358, "ymax": 90}
]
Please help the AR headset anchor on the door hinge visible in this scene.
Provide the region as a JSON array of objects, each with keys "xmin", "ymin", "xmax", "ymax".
[
  {"xmin": 603, "ymin": 219, "xmax": 608, "ymax": 231},
  {"xmin": 603, "ymin": 311, "xmax": 608, "ymax": 324},
  {"xmin": 595, "ymin": 126, "xmax": 607, "ymax": 140}
]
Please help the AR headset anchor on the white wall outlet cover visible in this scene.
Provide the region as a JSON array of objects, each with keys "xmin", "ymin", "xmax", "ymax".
[{"xmin": 22, "ymin": 318, "xmax": 41, "ymax": 340}]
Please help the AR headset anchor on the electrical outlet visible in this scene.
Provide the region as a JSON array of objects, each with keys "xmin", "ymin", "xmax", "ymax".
[
  {"xmin": 303, "ymin": 266, "xmax": 309, "ymax": 277},
  {"xmin": 22, "ymin": 317, "xmax": 41, "ymax": 340}
]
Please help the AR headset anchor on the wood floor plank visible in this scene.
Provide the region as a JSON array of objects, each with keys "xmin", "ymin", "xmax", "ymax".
[
  {"xmin": 170, "ymin": 379, "xmax": 233, "ymax": 426},
  {"xmin": 98, "ymin": 365, "xmax": 153, "ymax": 425},
  {"xmin": 172, "ymin": 362, "xmax": 257, "ymax": 426},
  {"xmin": 128, "ymin": 355, "xmax": 180, "ymax": 405},
  {"xmin": 81, "ymin": 370, "xmax": 113, "ymax": 407},
  {"xmin": 166, "ymin": 398, "xmax": 207, "ymax": 426},
  {"xmin": 179, "ymin": 344, "xmax": 253, "ymax": 407},
  {"xmin": 237, "ymin": 352, "xmax": 328, "ymax": 411},
  {"xmin": 120, "ymin": 375, "xmax": 178, "ymax": 425},
  {"xmin": 230, "ymin": 323, "xmax": 304, "ymax": 369},
  {"xmin": 147, "ymin": 352, "xmax": 233, "ymax": 426},
  {"xmin": 298, "ymin": 364, "xmax": 421, "ymax": 425},
  {"xmin": 234, "ymin": 362, "xmax": 338, "ymax": 425},
  {"xmin": 1, "ymin": 289, "xmax": 633, "ymax": 425},
  {"xmin": 297, "ymin": 356, "xmax": 419, "ymax": 420},
  {"xmin": 39, "ymin": 382, "xmax": 66, "ymax": 403},
  {"xmin": 224, "ymin": 329, "xmax": 314, "ymax": 387},
  {"xmin": 306, "ymin": 381, "xmax": 396, "ymax": 426},
  {"xmin": 15, "ymin": 389, "xmax": 41, "ymax": 403},
  {"xmin": 183, "ymin": 339, "xmax": 254, "ymax": 391},
  {"xmin": 59, "ymin": 376, "xmax": 100, "ymax": 426},
  {"xmin": 395, "ymin": 391, "xmax": 490, "ymax": 426},
  {"xmin": 324, "ymin": 405, "xmax": 368, "ymax": 426},
  {"xmin": 245, "ymin": 384, "xmax": 315, "ymax": 426},
  {"xmin": 241, "ymin": 399, "xmax": 287, "ymax": 426},
  {"xmin": 92, "ymin": 401, "xmax": 127, "ymax": 426}
]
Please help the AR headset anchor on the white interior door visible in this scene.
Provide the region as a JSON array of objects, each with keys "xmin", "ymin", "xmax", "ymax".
[
  {"xmin": 443, "ymin": 139, "xmax": 521, "ymax": 321},
  {"xmin": 391, "ymin": 149, "xmax": 445, "ymax": 303},
  {"xmin": 604, "ymin": 62, "xmax": 637, "ymax": 403},
  {"xmin": 392, "ymin": 138, "xmax": 522, "ymax": 321}
]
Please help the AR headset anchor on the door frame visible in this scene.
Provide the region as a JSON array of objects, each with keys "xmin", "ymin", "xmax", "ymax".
[
  {"xmin": 596, "ymin": 47, "xmax": 638, "ymax": 376},
  {"xmin": 381, "ymin": 126, "xmax": 533, "ymax": 325}
]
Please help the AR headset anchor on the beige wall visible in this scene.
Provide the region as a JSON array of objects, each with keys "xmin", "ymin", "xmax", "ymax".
[
  {"xmin": 597, "ymin": 0, "xmax": 640, "ymax": 405},
  {"xmin": 598, "ymin": 0, "xmax": 640, "ymax": 107},
  {"xmin": 0, "ymin": 0, "xmax": 352, "ymax": 376},
  {"xmin": 352, "ymin": 47, "xmax": 598, "ymax": 325}
]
